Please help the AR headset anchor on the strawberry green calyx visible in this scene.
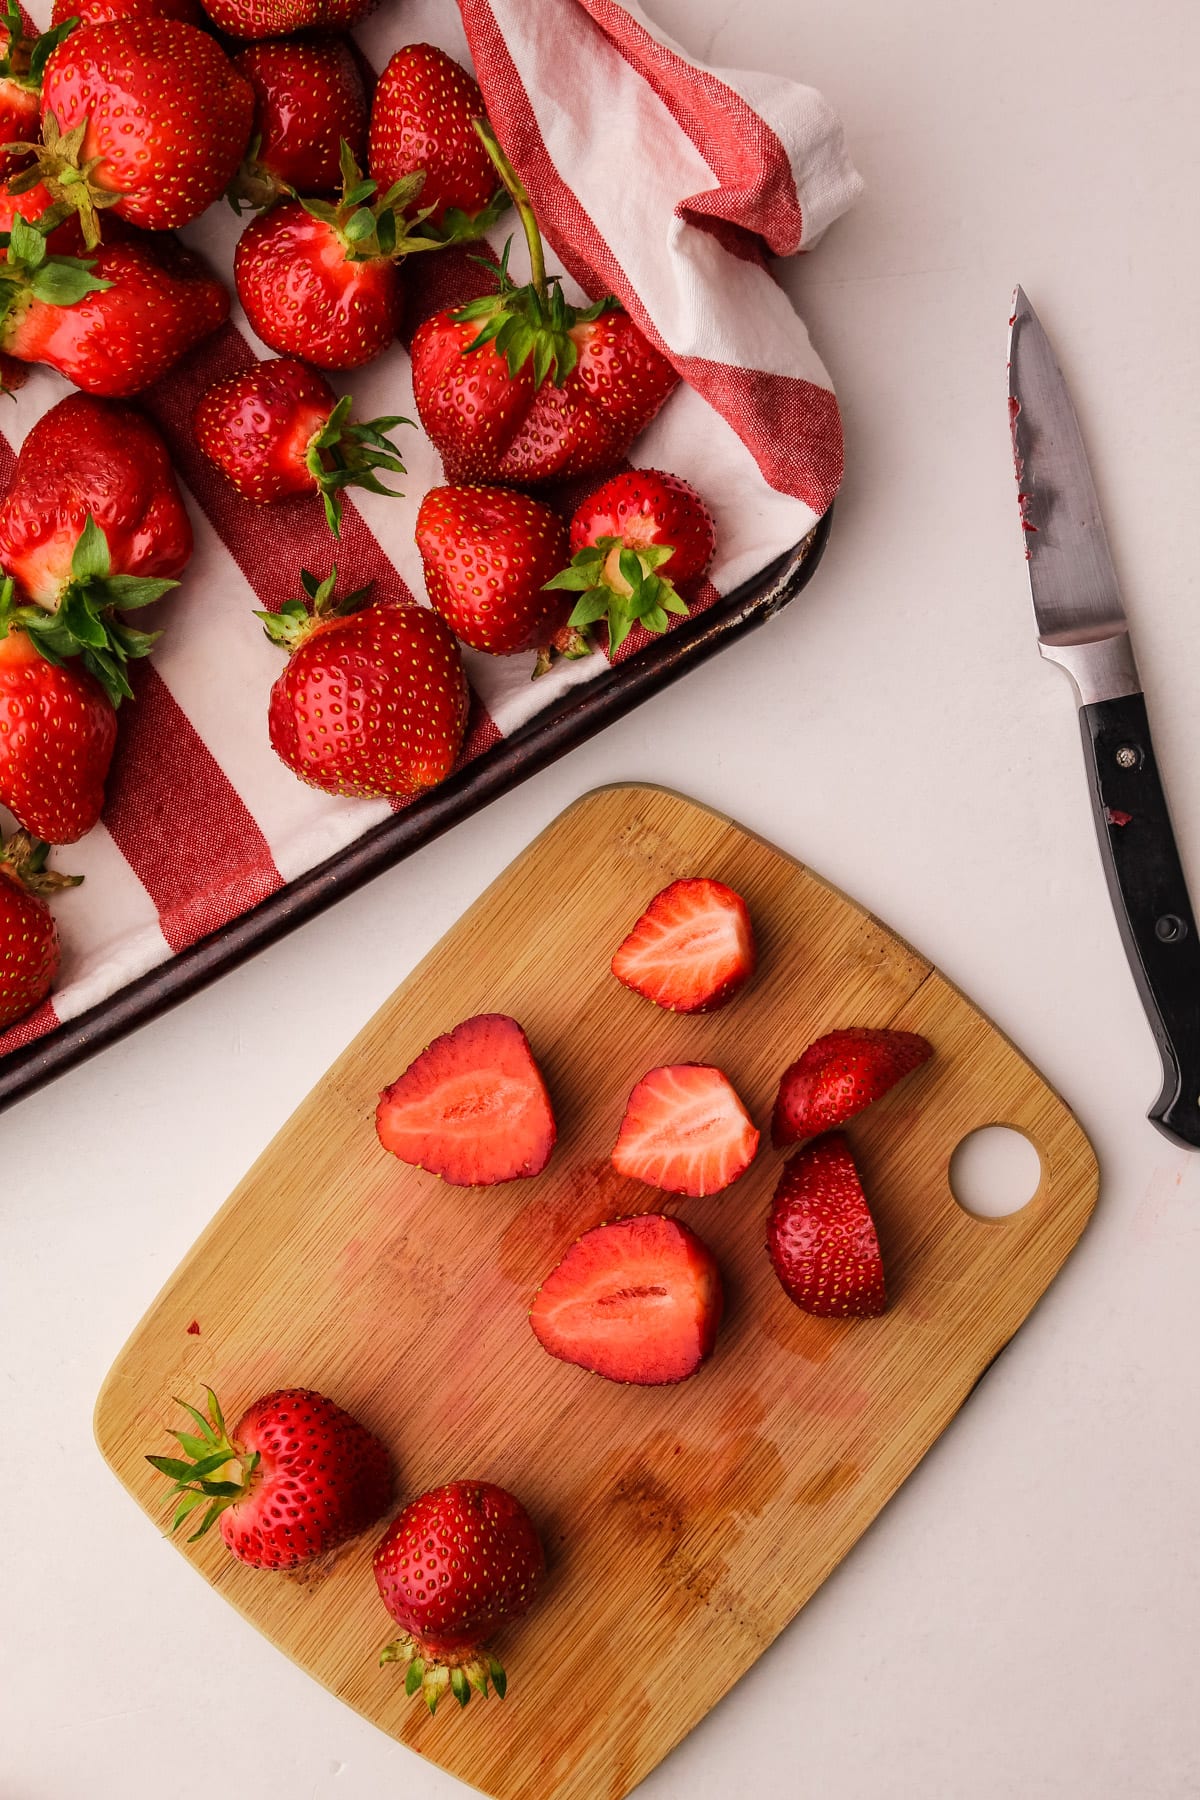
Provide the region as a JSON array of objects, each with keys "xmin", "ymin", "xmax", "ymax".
[
  {"xmin": 0, "ymin": 827, "xmax": 82, "ymax": 895},
  {"xmin": 4, "ymin": 108, "xmax": 123, "ymax": 250},
  {"xmin": 0, "ymin": 209, "xmax": 110, "ymax": 327},
  {"xmin": 0, "ymin": 517, "xmax": 176, "ymax": 707},
  {"xmin": 454, "ymin": 117, "xmax": 616, "ymax": 389},
  {"xmin": 0, "ymin": 3, "xmax": 79, "ymax": 101},
  {"xmin": 544, "ymin": 537, "xmax": 689, "ymax": 654},
  {"xmin": 305, "ymin": 394, "xmax": 411, "ymax": 538},
  {"xmin": 256, "ymin": 565, "xmax": 373, "ymax": 649},
  {"xmin": 298, "ymin": 138, "xmax": 444, "ymax": 264},
  {"xmin": 379, "ymin": 1634, "xmax": 507, "ymax": 1714},
  {"xmin": 146, "ymin": 1388, "xmax": 261, "ymax": 1543},
  {"xmin": 225, "ymin": 133, "xmax": 279, "ymax": 216}
]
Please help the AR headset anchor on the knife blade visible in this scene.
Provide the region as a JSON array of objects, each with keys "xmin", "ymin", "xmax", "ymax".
[{"xmin": 1009, "ymin": 287, "xmax": 1200, "ymax": 1148}]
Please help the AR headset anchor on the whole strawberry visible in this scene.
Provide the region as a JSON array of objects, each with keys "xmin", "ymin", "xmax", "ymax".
[
  {"xmin": 197, "ymin": 0, "xmax": 378, "ymax": 40},
  {"xmin": 236, "ymin": 144, "xmax": 438, "ymax": 370},
  {"xmin": 374, "ymin": 1481, "xmax": 545, "ymax": 1711},
  {"xmin": 231, "ymin": 35, "xmax": 367, "ymax": 210},
  {"xmin": 0, "ymin": 2, "xmax": 79, "ymax": 168},
  {"xmin": 368, "ymin": 45, "xmax": 504, "ymax": 236},
  {"xmin": 148, "ymin": 1387, "xmax": 392, "ymax": 1569},
  {"xmin": 0, "ymin": 829, "xmax": 80, "ymax": 1031},
  {"xmin": 1, "ymin": 225, "xmax": 230, "ymax": 396},
  {"xmin": 411, "ymin": 121, "xmax": 678, "ymax": 485},
  {"xmin": 548, "ymin": 469, "xmax": 716, "ymax": 653},
  {"xmin": 0, "ymin": 597, "xmax": 118, "ymax": 842},
  {"xmin": 51, "ymin": 0, "xmax": 202, "ymax": 23},
  {"xmin": 260, "ymin": 567, "xmax": 469, "ymax": 799},
  {"xmin": 415, "ymin": 484, "xmax": 582, "ymax": 665},
  {"xmin": 195, "ymin": 357, "xmax": 409, "ymax": 536},
  {"xmin": 31, "ymin": 19, "xmax": 253, "ymax": 243}
]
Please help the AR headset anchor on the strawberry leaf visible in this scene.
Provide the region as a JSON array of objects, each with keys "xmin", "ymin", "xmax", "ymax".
[
  {"xmin": 28, "ymin": 256, "xmax": 110, "ymax": 307},
  {"xmin": 70, "ymin": 515, "xmax": 111, "ymax": 583}
]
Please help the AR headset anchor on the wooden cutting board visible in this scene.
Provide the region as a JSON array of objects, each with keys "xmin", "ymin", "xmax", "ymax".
[{"xmin": 95, "ymin": 785, "xmax": 1098, "ymax": 1800}]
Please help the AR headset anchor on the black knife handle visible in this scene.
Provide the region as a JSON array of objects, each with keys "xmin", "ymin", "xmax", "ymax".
[{"xmin": 1080, "ymin": 690, "xmax": 1200, "ymax": 1147}]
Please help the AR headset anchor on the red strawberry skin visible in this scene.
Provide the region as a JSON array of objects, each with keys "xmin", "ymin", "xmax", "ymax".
[
  {"xmin": 376, "ymin": 1013, "xmax": 556, "ymax": 1186},
  {"xmin": 530, "ymin": 1214, "xmax": 724, "ymax": 1386},
  {"xmin": 0, "ymin": 21, "xmax": 40, "ymax": 166},
  {"xmin": 410, "ymin": 306, "xmax": 679, "ymax": 486},
  {"xmin": 772, "ymin": 1028, "xmax": 933, "ymax": 1147},
  {"xmin": 42, "ymin": 20, "xmax": 254, "ymax": 232},
  {"xmin": 194, "ymin": 357, "xmax": 335, "ymax": 506},
  {"xmin": 1, "ymin": 233, "xmax": 230, "ymax": 397},
  {"xmin": 0, "ymin": 175, "xmax": 86, "ymax": 254},
  {"xmin": 234, "ymin": 35, "xmax": 367, "ymax": 197},
  {"xmin": 0, "ymin": 393, "xmax": 191, "ymax": 608},
  {"xmin": 236, "ymin": 202, "xmax": 400, "ymax": 370},
  {"xmin": 415, "ymin": 485, "xmax": 570, "ymax": 656},
  {"xmin": 612, "ymin": 877, "xmax": 755, "ymax": 1014},
  {"xmin": 572, "ymin": 469, "xmax": 716, "ymax": 592},
  {"xmin": 0, "ymin": 628, "xmax": 117, "ymax": 842},
  {"xmin": 0, "ymin": 853, "xmax": 62, "ymax": 1031},
  {"xmin": 373, "ymin": 1481, "xmax": 544, "ymax": 1660},
  {"xmin": 768, "ymin": 1134, "xmax": 887, "ymax": 1319},
  {"xmin": 50, "ymin": 0, "xmax": 202, "ymax": 23},
  {"xmin": 198, "ymin": 0, "xmax": 378, "ymax": 39},
  {"xmin": 612, "ymin": 1063, "xmax": 760, "ymax": 1197},
  {"xmin": 219, "ymin": 1389, "xmax": 391, "ymax": 1570},
  {"xmin": 267, "ymin": 601, "xmax": 468, "ymax": 799},
  {"xmin": 368, "ymin": 45, "xmax": 495, "ymax": 229}
]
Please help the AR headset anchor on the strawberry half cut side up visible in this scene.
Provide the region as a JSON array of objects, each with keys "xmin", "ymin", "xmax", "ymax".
[
  {"xmin": 530, "ymin": 1213, "xmax": 724, "ymax": 1385},
  {"xmin": 376, "ymin": 1012, "xmax": 556, "ymax": 1186},
  {"xmin": 612, "ymin": 877, "xmax": 756, "ymax": 1013},
  {"xmin": 0, "ymin": 828, "xmax": 80, "ymax": 1031},
  {"xmin": 767, "ymin": 1133, "xmax": 887, "ymax": 1319},
  {"xmin": 146, "ymin": 1386, "xmax": 392, "ymax": 1569},
  {"xmin": 612, "ymin": 1063, "xmax": 759, "ymax": 1197},
  {"xmin": 772, "ymin": 1027, "xmax": 933, "ymax": 1147}
]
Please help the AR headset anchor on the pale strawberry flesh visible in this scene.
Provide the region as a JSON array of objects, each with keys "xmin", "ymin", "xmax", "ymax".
[
  {"xmin": 612, "ymin": 877, "xmax": 755, "ymax": 1013},
  {"xmin": 376, "ymin": 1013, "xmax": 556, "ymax": 1186},
  {"xmin": 530, "ymin": 1213, "xmax": 723, "ymax": 1385},
  {"xmin": 767, "ymin": 1134, "xmax": 887, "ymax": 1318},
  {"xmin": 612, "ymin": 1063, "xmax": 759, "ymax": 1197},
  {"xmin": 772, "ymin": 1028, "xmax": 933, "ymax": 1146}
]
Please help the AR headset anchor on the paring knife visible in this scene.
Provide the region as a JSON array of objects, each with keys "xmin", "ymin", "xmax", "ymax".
[{"xmin": 1008, "ymin": 287, "xmax": 1200, "ymax": 1148}]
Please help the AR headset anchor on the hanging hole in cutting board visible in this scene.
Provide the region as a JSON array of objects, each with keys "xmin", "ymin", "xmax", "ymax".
[{"xmin": 949, "ymin": 1126, "xmax": 1042, "ymax": 1219}]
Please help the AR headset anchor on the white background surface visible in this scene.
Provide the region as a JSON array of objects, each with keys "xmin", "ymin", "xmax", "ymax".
[{"xmin": 4, "ymin": 1, "xmax": 1200, "ymax": 1795}]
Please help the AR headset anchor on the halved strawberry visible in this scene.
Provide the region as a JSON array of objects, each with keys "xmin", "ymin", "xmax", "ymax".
[
  {"xmin": 772, "ymin": 1028, "xmax": 933, "ymax": 1146},
  {"xmin": 376, "ymin": 1013, "xmax": 556, "ymax": 1187},
  {"xmin": 529, "ymin": 1214, "xmax": 723, "ymax": 1385},
  {"xmin": 611, "ymin": 877, "xmax": 755, "ymax": 1014},
  {"xmin": 767, "ymin": 1133, "xmax": 886, "ymax": 1318},
  {"xmin": 612, "ymin": 1064, "xmax": 759, "ymax": 1197}
]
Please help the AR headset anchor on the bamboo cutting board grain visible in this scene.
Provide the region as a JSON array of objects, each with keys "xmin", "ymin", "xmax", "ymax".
[{"xmin": 95, "ymin": 785, "xmax": 1098, "ymax": 1800}]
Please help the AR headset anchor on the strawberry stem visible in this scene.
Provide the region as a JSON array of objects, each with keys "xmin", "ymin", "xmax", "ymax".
[
  {"xmin": 0, "ymin": 827, "xmax": 82, "ymax": 894},
  {"xmin": 472, "ymin": 117, "xmax": 546, "ymax": 303}
]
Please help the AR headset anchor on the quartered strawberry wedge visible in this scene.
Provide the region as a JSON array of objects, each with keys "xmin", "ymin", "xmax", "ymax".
[
  {"xmin": 772, "ymin": 1027, "xmax": 932, "ymax": 1146},
  {"xmin": 767, "ymin": 1133, "xmax": 887, "ymax": 1318},
  {"xmin": 530, "ymin": 1214, "xmax": 724, "ymax": 1385},
  {"xmin": 613, "ymin": 1063, "xmax": 759, "ymax": 1196},
  {"xmin": 376, "ymin": 1013, "xmax": 556, "ymax": 1186},
  {"xmin": 612, "ymin": 877, "xmax": 755, "ymax": 1013}
]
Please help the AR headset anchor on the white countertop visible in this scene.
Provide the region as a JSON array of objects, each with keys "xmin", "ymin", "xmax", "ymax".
[{"xmin": 5, "ymin": 2, "xmax": 1200, "ymax": 1794}]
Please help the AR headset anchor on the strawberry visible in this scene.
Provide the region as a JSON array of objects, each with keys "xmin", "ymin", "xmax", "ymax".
[
  {"xmin": 376, "ymin": 1013, "xmax": 556, "ymax": 1186},
  {"xmin": 767, "ymin": 1133, "xmax": 887, "ymax": 1318},
  {"xmin": 772, "ymin": 1028, "xmax": 933, "ymax": 1147},
  {"xmin": 410, "ymin": 121, "xmax": 678, "ymax": 485},
  {"xmin": 0, "ymin": 224, "xmax": 230, "ymax": 397},
  {"xmin": 0, "ymin": 598, "xmax": 117, "ymax": 841},
  {"xmin": 547, "ymin": 469, "xmax": 716, "ymax": 654},
  {"xmin": 0, "ymin": 2, "xmax": 79, "ymax": 169},
  {"xmin": 197, "ymin": 0, "xmax": 378, "ymax": 40},
  {"xmin": 26, "ymin": 19, "xmax": 253, "ymax": 245},
  {"xmin": 375, "ymin": 1480, "xmax": 544, "ymax": 1711},
  {"xmin": 230, "ymin": 35, "xmax": 368, "ymax": 211},
  {"xmin": 194, "ymin": 357, "xmax": 409, "ymax": 536},
  {"xmin": 147, "ymin": 1386, "xmax": 391, "ymax": 1569},
  {"xmin": 259, "ymin": 567, "xmax": 468, "ymax": 800},
  {"xmin": 612, "ymin": 1063, "xmax": 759, "ymax": 1197},
  {"xmin": 368, "ymin": 45, "xmax": 504, "ymax": 236},
  {"xmin": 51, "ymin": 0, "xmax": 203, "ymax": 26},
  {"xmin": 236, "ymin": 144, "xmax": 438, "ymax": 370},
  {"xmin": 0, "ymin": 828, "xmax": 80, "ymax": 1030},
  {"xmin": 612, "ymin": 877, "xmax": 755, "ymax": 1014},
  {"xmin": 415, "ymin": 484, "xmax": 582, "ymax": 665},
  {"xmin": 530, "ymin": 1213, "xmax": 724, "ymax": 1386},
  {"xmin": 0, "ymin": 171, "xmax": 85, "ymax": 251}
]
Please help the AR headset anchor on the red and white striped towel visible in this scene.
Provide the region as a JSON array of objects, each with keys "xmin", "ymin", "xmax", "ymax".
[{"xmin": 0, "ymin": 0, "xmax": 860, "ymax": 1060}]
